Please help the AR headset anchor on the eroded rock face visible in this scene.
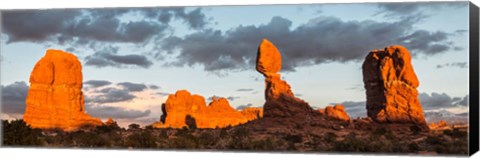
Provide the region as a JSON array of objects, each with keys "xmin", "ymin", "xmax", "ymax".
[
  {"xmin": 319, "ymin": 105, "xmax": 350, "ymax": 121},
  {"xmin": 362, "ymin": 45, "xmax": 427, "ymax": 127},
  {"xmin": 256, "ymin": 39, "xmax": 314, "ymax": 118},
  {"xmin": 240, "ymin": 107, "xmax": 264, "ymax": 121},
  {"xmin": 23, "ymin": 49, "xmax": 102, "ymax": 131},
  {"xmin": 154, "ymin": 90, "xmax": 262, "ymax": 128}
]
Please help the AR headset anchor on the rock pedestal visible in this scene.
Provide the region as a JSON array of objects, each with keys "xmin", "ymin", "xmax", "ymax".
[
  {"xmin": 362, "ymin": 45, "xmax": 427, "ymax": 127},
  {"xmin": 23, "ymin": 49, "xmax": 102, "ymax": 131}
]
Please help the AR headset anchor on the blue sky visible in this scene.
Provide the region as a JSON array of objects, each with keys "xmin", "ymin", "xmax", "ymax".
[{"xmin": 0, "ymin": 2, "xmax": 471, "ymax": 126}]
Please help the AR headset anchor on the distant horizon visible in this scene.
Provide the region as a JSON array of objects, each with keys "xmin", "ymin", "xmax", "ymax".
[{"xmin": 1, "ymin": 2, "xmax": 470, "ymax": 127}]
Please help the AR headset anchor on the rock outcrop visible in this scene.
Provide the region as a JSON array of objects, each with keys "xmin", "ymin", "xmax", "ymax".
[
  {"xmin": 319, "ymin": 105, "xmax": 350, "ymax": 121},
  {"xmin": 240, "ymin": 107, "xmax": 264, "ymax": 121},
  {"xmin": 256, "ymin": 39, "xmax": 315, "ymax": 118},
  {"xmin": 362, "ymin": 45, "xmax": 427, "ymax": 128},
  {"xmin": 153, "ymin": 90, "xmax": 262, "ymax": 128},
  {"xmin": 428, "ymin": 120, "xmax": 449, "ymax": 130},
  {"xmin": 23, "ymin": 49, "xmax": 102, "ymax": 131}
]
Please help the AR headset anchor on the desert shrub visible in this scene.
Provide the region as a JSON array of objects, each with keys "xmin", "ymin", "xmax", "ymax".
[
  {"xmin": 170, "ymin": 131, "xmax": 198, "ymax": 149},
  {"xmin": 425, "ymin": 136, "xmax": 441, "ymax": 145},
  {"xmin": 324, "ymin": 132, "xmax": 337, "ymax": 143},
  {"xmin": 408, "ymin": 142, "xmax": 420, "ymax": 151},
  {"xmin": 283, "ymin": 134, "xmax": 303, "ymax": 143},
  {"xmin": 128, "ymin": 123, "xmax": 140, "ymax": 130},
  {"xmin": 2, "ymin": 119, "xmax": 44, "ymax": 146},
  {"xmin": 444, "ymin": 129, "xmax": 467, "ymax": 138},
  {"xmin": 332, "ymin": 134, "xmax": 375, "ymax": 152},
  {"xmin": 96, "ymin": 123, "xmax": 121, "ymax": 133},
  {"xmin": 409, "ymin": 125, "xmax": 422, "ymax": 135},
  {"xmin": 197, "ymin": 131, "xmax": 217, "ymax": 147},
  {"xmin": 125, "ymin": 131, "xmax": 157, "ymax": 148},
  {"xmin": 373, "ymin": 127, "xmax": 388, "ymax": 135},
  {"xmin": 69, "ymin": 130, "xmax": 111, "ymax": 147},
  {"xmin": 144, "ymin": 125, "xmax": 154, "ymax": 130},
  {"xmin": 219, "ymin": 128, "xmax": 228, "ymax": 138},
  {"xmin": 250, "ymin": 137, "xmax": 275, "ymax": 150}
]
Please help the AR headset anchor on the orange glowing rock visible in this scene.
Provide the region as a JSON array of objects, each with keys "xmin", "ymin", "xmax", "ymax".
[
  {"xmin": 321, "ymin": 104, "xmax": 350, "ymax": 122},
  {"xmin": 153, "ymin": 90, "xmax": 262, "ymax": 128},
  {"xmin": 362, "ymin": 45, "xmax": 427, "ymax": 127},
  {"xmin": 23, "ymin": 49, "xmax": 102, "ymax": 131},
  {"xmin": 428, "ymin": 120, "xmax": 449, "ymax": 130},
  {"xmin": 240, "ymin": 107, "xmax": 264, "ymax": 121}
]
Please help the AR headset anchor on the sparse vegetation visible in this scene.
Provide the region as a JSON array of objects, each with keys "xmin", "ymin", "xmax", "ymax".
[{"xmin": 1, "ymin": 119, "xmax": 469, "ymax": 155}]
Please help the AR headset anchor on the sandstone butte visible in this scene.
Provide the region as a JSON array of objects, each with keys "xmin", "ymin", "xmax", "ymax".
[
  {"xmin": 318, "ymin": 104, "xmax": 350, "ymax": 122},
  {"xmin": 256, "ymin": 39, "xmax": 316, "ymax": 119},
  {"xmin": 152, "ymin": 90, "xmax": 263, "ymax": 128},
  {"xmin": 428, "ymin": 120, "xmax": 449, "ymax": 130},
  {"xmin": 23, "ymin": 49, "xmax": 102, "ymax": 131},
  {"xmin": 362, "ymin": 45, "xmax": 427, "ymax": 128}
]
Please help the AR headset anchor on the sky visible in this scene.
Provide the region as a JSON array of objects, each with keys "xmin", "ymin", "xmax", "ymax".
[{"xmin": 0, "ymin": 2, "xmax": 471, "ymax": 127}]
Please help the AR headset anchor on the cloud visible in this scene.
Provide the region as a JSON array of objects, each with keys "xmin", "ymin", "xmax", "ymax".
[
  {"xmin": 236, "ymin": 88, "xmax": 254, "ymax": 92},
  {"xmin": 117, "ymin": 82, "xmax": 148, "ymax": 92},
  {"xmin": 331, "ymin": 101, "xmax": 366, "ymax": 118},
  {"xmin": 84, "ymin": 80, "xmax": 112, "ymax": 88},
  {"xmin": 1, "ymin": 7, "xmax": 208, "ymax": 44},
  {"xmin": 236, "ymin": 103, "xmax": 253, "ymax": 110},
  {"xmin": 85, "ymin": 105, "xmax": 151, "ymax": 119},
  {"xmin": 2, "ymin": 9, "xmax": 167, "ymax": 44},
  {"xmin": 436, "ymin": 62, "xmax": 468, "ymax": 69},
  {"xmin": 86, "ymin": 87, "xmax": 136, "ymax": 104},
  {"xmin": 138, "ymin": 7, "xmax": 208, "ymax": 29},
  {"xmin": 156, "ymin": 92, "xmax": 171, "ymax": 97},
  {"xmin": 376, "ymin": 2, "xmax": 468, "ymax": 17},
  {"xmin": 419, "ymin": 92, "xmax": 468, "ymax": 110},
  {"xmin": 206, "ymin": 96, "xmax": 239, "ymax": 102},
  {"xmin": 149, "ymin": 85, "xmax": 160, "ymax": 90},
  {"xmin": 157, "ymin": 15, "xmax": 457, "ymax": 72},
  {"xmin": 1, "ymin": 81, "xmax": 29, "ymax": 115},
  {"xmin": 84, "ymin": 46, "xmax": 153, "ymax": 68}
]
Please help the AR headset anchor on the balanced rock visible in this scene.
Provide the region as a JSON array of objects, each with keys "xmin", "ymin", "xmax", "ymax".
[
  {"xmin": 154, "ymin": 90, "xmax": 261, "ymax": 128},
  {"xmin": 23, "ymin": 49, "xmax": 102, "ymax": 131},
  {"xmin": 256, "ymin": 39, "xmax": 314, "ymax": 118},
  {"xmin": 362, "ymin": 45, "xmax": 427, "ymax": 127},
  {"xmin": 323, "ymin": 105, "xmax": 350, "ymax": 121}
]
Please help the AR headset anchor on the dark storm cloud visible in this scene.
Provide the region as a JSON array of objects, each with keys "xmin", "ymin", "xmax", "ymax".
[
  {"xmin": 117, "ymin": 82, "xmax": 148, "ymax": 92},
  {"xmin": 236, "ymin": 88, "xmax": 254, "ymax": 92},
  {"xmin": 84, "ymin": 46, "xmax": 153, "ymax": 68},
  {"xmin": 84, "ymin": 80, "xmax": 112, "ymax": 88},
  {"xmin": 419, "ymin": 92, "xmax": 468, "ymax": 110},
  {"xmin": 86, "ymin": 87, "xmax": 136, "ymax": 104},
  {"xmin": 158, "ymin": 15, "xmax": 456, "ymax": 72},
  {"xmin": 85, "ymin": 105, "xmax": 151, "ymax": 119},
  {"xmin": 436, "ymin": 62, "xmax": 468, "ymax": 69},
  {"xmin": 376, "ymin": 2, "xmax": 468, "ymax": 17},
  {"xmin": 1, "ymin": 9, "xmax": 82, "ymax": 43},
  {"xmin": 138, "ymin": 7, "xmax": 208, "ymax": 29},
  {"xmin": 1, "ymin": 7, "xmax": 207, "ymax": 44},
  {"xmin": 1, "ymin": 81, "xmax": 29, "ymax": 115}
]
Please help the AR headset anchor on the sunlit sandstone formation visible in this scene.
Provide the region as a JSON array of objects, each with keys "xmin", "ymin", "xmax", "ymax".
[
  {"xmin": 362, "ymin": 45, "xmax": 427, "ymax": 127},
  {"xmin": 318, "ymin": 104, "xmax": 350, "ymax": 122},
  {"xmin": 23, "ymin": 49, "xmax": 102, "ymax": 131},
  {"xmin": 256, "ymin": 39, "xmax": 315, "ymax": 118},
  {"xmin": 152, "ymin": 90, "xmax": 263, "ymax": 128}
]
